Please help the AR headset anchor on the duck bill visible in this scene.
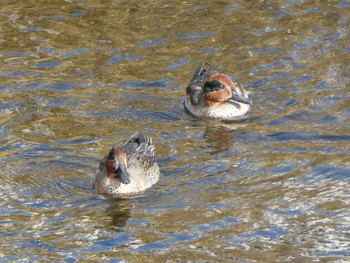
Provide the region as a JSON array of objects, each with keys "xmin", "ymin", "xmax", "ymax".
[
  {"xmin": 118, "ymin": 164, "xmax": 130, "ymax": 184},
  {"xmin": 230, "ymin": 92, "xmax": 252, "ymax": 105}
]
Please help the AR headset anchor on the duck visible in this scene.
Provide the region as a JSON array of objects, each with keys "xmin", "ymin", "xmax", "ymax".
[
  {"xmin": 184, "ymin": 62, "xmax": 252, "ymax": 120},
  {"xmin": 93, "ymin": 132, "xmax": 159, "ymax": 195}
]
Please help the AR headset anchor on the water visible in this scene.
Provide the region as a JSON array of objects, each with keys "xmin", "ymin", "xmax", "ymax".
[{"xmin": 1, "ymin": 1, "xmax": 349, "ymax": 262}]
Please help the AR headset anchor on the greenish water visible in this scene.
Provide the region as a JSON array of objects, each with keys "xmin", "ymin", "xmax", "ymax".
[{"xmin": 0, "ymin": 1, "xmax": 349, "ymax": 262}]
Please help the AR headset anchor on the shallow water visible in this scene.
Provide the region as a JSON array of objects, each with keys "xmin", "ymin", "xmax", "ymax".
[{"xmin": 1, "ymin": 0, "xmax": 349, "ymax": 262}]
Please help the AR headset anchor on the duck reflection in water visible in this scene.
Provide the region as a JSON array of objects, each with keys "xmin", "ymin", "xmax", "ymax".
[
  {"xmin": 202, "ymin": 125, "xmax": 241, "ymax": 154},
  {"xmin": 105, "ymin": 198, "xmax": 132, "ymax": 228}
]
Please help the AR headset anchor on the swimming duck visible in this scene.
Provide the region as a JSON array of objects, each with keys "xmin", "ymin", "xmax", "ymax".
[
  {"xmin": 93, "ymin": 132, "xmax": 159, "ymax": 195},
  {"xmin": 184, "ymin": 62, "xmax": 252, "ymax": 120}
]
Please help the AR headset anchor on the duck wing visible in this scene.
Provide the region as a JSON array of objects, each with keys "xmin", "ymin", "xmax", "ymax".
[
  {"xmin": 123, "ymin": 132, "xmax": 155, "ymax": 158},
  {"xmin": 123, "ymin": 132, "xmax": 157, "ymax": 173}
]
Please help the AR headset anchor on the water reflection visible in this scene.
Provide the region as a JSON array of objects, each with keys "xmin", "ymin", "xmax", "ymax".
[
  {"xmin": 105, "ymin": 198, "xmax": 132, "ymax": 228},
  {"xmin": 1, "ymin": 0, "xmax": 349, "ymax": 262},
  {"xmin": 202, "ymin": 124, "xmax": 248, "ymax": 154}
]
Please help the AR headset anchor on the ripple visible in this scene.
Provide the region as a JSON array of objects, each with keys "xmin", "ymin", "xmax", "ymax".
[
  {"xmin": 200, "ymin": 47, "xmax": 219, "ymax": 53},
  {"xmin": 108, "ymin": 54, "xmax": 143, "ymax": 64},
  {"xmin": 34, "ymin": 60, "xmax": 62, "ymax": 69},
  {"xmin": 136, "ymin": 39, "xmax": 167, "ymax": 47},
  {"xmin": 254, "ymin": 27, "xmax": 284, "ymax": 36},
  {"xmin": 50, "ymin": 15, "xmax": 67, "ymax": 20},
  {"xmin": 250, "ymin": 71, "xmax": 292, "ymax": 87},
  {"xmin": 166, "ymin": 58, "xmax": 191, "ymax": 70},
  {"xmin": 116, "ymin": 78, "xmax": 173, "ymax": 88},
  {"xmin": 266, "ymin": 131, "xmax": 350, "ymax": 143},
  {"xmin": 176, "ymin": 32, "xmax": 216, "ymax": 39},
  {"xmin": 249, "ymin": 48, "xmax": 283, "ymax": 56},
  {"xmin": 19, "ymin": 26, "xmax": 44, "ymax": 32},
  {"xmin": 339, "ymin": 1, "xmax": 350, "ymax": 8},
  {"xmin": 250, "ymin": 60, "xmax": 287, "ymax": 74},
  {"xmin": 71, "ymin": 11, "xmax": 85, "ymax": 17},
  {"xmin": 305, "ymin": 7, "xmax": 324, "ymax": 13},
  {"xmin": 54, "ymin": 137, "xmax": 100, "ymax": 146},
  {"xmin": 63, "ymin": 48, "xmax": 91, "ymax": 58}
]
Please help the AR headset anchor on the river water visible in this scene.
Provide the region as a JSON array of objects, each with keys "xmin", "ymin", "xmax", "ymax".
[{"xmin": 1, "ymin": 1, "xmax": 349, "ymax": 262}]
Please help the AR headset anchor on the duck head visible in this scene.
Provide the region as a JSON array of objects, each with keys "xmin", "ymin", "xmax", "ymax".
[
  {"xmin": 106, "ymin": 146, "xmax": 130, "ymax": 184},
  {"xmin": 203, "ymin": 74, "xmax": 252, "ymax": 106}
]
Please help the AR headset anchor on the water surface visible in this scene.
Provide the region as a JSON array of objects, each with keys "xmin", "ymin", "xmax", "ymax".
[{"xmin": 1, "ymin": 1, "xmax": 349, "ymax": 262}]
